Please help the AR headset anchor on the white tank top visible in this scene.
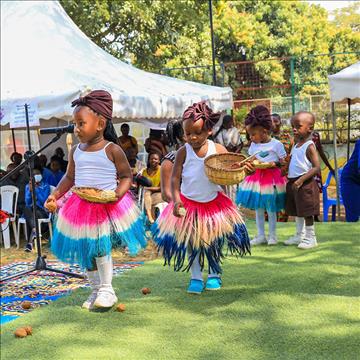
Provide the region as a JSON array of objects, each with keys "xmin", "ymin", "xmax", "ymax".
[
  {"xmin": 181, "ymin": 140, "xmax": 222, "ymax": 202},
  {"xmin": 74, "ymin": 143, "xmax": 117, "ymax": 190},
  {"xmin": 288, "ymin": 140, "xmax": 314, "ymax": 178}
]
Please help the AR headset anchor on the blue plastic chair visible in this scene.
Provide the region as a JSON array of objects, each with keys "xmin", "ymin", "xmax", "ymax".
[{"xmin": 322, "ymin": 168, "xmax": 343, "ymax": 222}]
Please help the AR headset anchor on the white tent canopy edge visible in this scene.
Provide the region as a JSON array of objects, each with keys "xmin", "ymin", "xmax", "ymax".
[{"xmin": 1, "ymin": 0, "xmax": 233, "ymax": 129}]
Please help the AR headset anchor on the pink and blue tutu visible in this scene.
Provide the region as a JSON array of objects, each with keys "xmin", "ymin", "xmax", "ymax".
[
  {"xmin": 51, "ymin": 192, "xmax": 147, "ymax": 269},
  {"xmin": 152, "ymin": 192, "xmax": 250, "ymax": 274},
  {"xmin": 236, "ymin": 167, "xmax": 286, "ymax": 212}
]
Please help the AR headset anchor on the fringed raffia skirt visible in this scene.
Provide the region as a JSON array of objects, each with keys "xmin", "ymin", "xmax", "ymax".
[
  {"xmin": 151, "ymin": 192, "xmax": 250, "ymax": 274},
  {"xmin": 51, "ymin": 192, "xmax": 147, "ymax": 270}
]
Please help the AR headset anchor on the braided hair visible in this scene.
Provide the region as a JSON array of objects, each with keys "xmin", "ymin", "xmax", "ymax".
[
  {"xmin": 182, "ymin": 101, "xmax": 220, "ymax": 130},
  {"xmin": 244, "ymin": 105, "xmax": 272, "ymax": 131}
]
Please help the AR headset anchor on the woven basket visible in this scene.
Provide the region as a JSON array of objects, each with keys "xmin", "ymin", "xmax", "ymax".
[
  {"xmin": 253, "ymin": 160, "xmax": 274, "ymax": 169},
  {"xmin": 72, "ymin": 187, "xmax": 118, "ymax": 203},
  {"xmin": 204, "ymin": 153, "xmax": 247, "ymax": 186}
]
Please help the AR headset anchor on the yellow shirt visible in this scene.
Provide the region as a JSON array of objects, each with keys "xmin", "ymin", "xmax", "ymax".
[{"xmin": 142, "ymin": 167, "xmax": 161, "ymax": 187}]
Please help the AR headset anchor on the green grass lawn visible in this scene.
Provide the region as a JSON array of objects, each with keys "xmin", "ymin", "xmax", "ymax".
[{"xmin": 1, "ymin": 222, "xmax": 359, "ymax": 360}]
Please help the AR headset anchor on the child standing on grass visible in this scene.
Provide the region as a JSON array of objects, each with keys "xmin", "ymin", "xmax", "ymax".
[
  {"xmin": 152, "ymin": 101, "xmax": 251, "ymax": 294},
  {"xmin": 45, "ymin": 90, "xmax": 146, "ymax": 310},
  {"xmin": 284, "ymin": 111, "xmax": 320, "ymax": 249},
  {"xmin": 236, "ymin": 106, "xmax": 287, "ymax": 246}
]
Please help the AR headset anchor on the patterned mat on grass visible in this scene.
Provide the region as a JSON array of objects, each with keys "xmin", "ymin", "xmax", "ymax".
[{"xmin": 0, "ymin": 261, "xmax": 143, "ymax": 325}]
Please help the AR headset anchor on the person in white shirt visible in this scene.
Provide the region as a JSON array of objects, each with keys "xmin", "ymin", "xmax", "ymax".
[
  {"xmin": 285, "ymin": 111, "xmax": 320, "ymax": 249},
  {"xmin": 152, "ymin": 101, "xmax": 251, "ymax": 295},
  {"xmin": 236, "ymin": 106, "xmax": 287, "ymax": 246},
  {"xmin": 214, "ymin": 114, "xmax": 243, "ymax": 153}
]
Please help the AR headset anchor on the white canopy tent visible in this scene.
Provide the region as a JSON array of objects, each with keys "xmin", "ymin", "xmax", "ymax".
[
  {"xmin": 328, "ymin": 61, "xmax": 360, "ymax": 218},
  {"xmin": 328, "ymin": 61, "xmax": 360, "ymax": 104},
  {"xmin": 1, "ymin": 0, "xmax": 233, "ymax": 130}
]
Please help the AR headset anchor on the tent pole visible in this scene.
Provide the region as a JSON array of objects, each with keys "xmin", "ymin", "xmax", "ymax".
[
  {"xmin": 208, "ymin": 0, "xmax": 217, "ymax": 86},
  {"xmin": 347, "ymin": 98, "xmax": 351, "ymax": 161},
  {"xmin": 11, "ymin": 129, "xmax": 17, "ymax": 152},
  {"xmin": 331, "ymin": 102, "xmax": 341, "ymax": 220}
]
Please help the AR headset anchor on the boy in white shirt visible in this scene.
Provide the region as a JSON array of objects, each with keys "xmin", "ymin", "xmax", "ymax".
[{"xmin": 285, "ymin": 111, "xmax": 320, "ymax": 249}]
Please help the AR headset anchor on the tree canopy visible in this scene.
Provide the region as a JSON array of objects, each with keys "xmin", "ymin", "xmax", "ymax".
[{"xmin": 61, "ymin": 0, "xmax": 360, "ymax": 96}]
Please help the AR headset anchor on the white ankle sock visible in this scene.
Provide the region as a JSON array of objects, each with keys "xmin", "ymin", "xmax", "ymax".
[
  {"xmin": 268, "ymin": 211, "xmax": 277, "ymax": 238},
  {"xmin": 255, "ymin": 209, "xmax": 265, "ymax": 237},
  {"xmin": 190, "ymin": 253, "xmax": 203, "ymax": 281},
  {"xmin": 305, "ymin": 225, "xmax": 316, "ymax": 241},
  {"xmin": 95, "ymin": 255, "xmax": 114, "ymax": 291},
  {"xmin": 295, "ymin": 217, "xmax": 305, "ymax": 236},
  {"xmin": 208, "ymin": 266, "xmax": 220, "ymax": 279}
]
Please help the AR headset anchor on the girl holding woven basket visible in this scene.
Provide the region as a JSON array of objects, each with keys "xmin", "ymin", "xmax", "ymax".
[
  {"xmin": 236, "ymin": 106, "xmax": 287, "ymax": 246},
  {"xmin": 152, "ymin": 101, "xmax": 251, "ymax": 294},
  {"xmin": 44, "ymin": 90, "xmax": 146, "ymax": 310}
]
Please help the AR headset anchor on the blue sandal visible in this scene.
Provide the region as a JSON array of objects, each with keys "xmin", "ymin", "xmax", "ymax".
[
  {"xmin": 205, "ymin": 277, "xmax": 222, "ymax": 290},
  {"xmin": 187, "ymin": 279, "xmax": 204, "ymax": 294}
]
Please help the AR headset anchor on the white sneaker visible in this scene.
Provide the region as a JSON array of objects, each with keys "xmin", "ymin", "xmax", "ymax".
[
  {"xmin": 267, "ymin": 236, "xmax": 277, "ymax": 245},
  {"xmin": 250, "ymin": 235, "xmax": 267, "ymax": 245},
  {"xmin": 284, "ymin": 234, "xmax": 302, "ymax": 246},
  {"xmin": 82, "ymin": 290, "xmax": 99, "ymax": 310},
  {"xmin": 94, "ymin": 287, "xmax": 118, "ymax": 308},
  {"xmin": 82, "ymin": 270, "xmax": 100, "ymax": 310},
  {"xmin": 298, "ymin": 237, "xmax": 317, "ymax": 249}
]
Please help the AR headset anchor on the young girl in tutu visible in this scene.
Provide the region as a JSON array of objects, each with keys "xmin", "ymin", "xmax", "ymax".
[
  {"xmin": 236, "ymin": 106, "xmax": 287, "ymax": 246},
  {"xmin": 45, "ymin": 90, "xmax": 146, "ymax": 309},
  {"xmin": 152, "ymin": 101, "xmax": 250, "ymax": 294}
]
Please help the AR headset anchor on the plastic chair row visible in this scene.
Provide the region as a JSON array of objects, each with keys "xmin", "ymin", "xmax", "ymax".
[{"xmin": 0, "ymin": 185, "xmax": 54, "ymax": 249}]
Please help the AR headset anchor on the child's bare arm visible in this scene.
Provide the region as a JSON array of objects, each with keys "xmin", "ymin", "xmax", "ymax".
[
  {"xmin": 294, "ymin": 143, "xmax": 320, "ymax": 189},
  {"xmin": 110, "ymin": 143, "xmax": 133, "ymax": 198},
  {"xmin": 49, "ymin": 146, "xmax": 76, "ymax": 200},
  {"xmin": 215, "ymin": 143, "xmax": 228, "ymax": 154},
  {"xmin": 161, "ymin": 159, "xmax": 173, "ymax": 202},
  {"xmin": 171, "ymin": 146, "xmax": 186, "ymax": 217}
]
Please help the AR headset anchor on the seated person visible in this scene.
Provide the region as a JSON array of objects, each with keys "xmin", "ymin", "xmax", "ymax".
[
  {"xmin": 1, "ymin": 163, "xmax": 28, "ymax": 215},
  {"xmin": 141, "ymin": 152, "xmax": 163, "ymax": 223},
  {"xmin": 117, "ymin": 123, "xmax": 138, "ymax": 168},
  {"xmin": 24, "ymin": 167, "xmax": 50, "ymax": 252},
  {"xmin": 214, "ymin": 114, "xmax": 243, "ymax": 153},
  {"xmin": 54, "ymin": 147, "xmax": 68, "ymax": 173},
  {"xmin": 38, "ymin": 154, "xmax": 48, "ymax": 170},
  {"xmin": 43, "ymin": 156, "xmax": 64, "ymax": 186},
  {"xmin": 144, "ymin": 129, "xmax": 168, "ymax": 158},
  {"xmin": 10, "ymin": 152, "xmax": 23, "ymax": 167}
]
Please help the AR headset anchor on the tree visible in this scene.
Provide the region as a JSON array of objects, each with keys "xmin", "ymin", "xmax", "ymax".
[
  {"xmin": 60, "ymin": 0, "xmax": 208, "ymax": 71},
  {"xmin": 61, "ymin": 0, "xmax": 359, "ymax": 96},
  {"xmin": 332, "ymin": 2, "xmax": 360, "ymax": 32}
]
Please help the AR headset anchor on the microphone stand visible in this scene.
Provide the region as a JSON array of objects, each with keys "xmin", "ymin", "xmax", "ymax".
[{"xmin": 0, "ymin": 104, "xmax": 84, "ymax": 282}]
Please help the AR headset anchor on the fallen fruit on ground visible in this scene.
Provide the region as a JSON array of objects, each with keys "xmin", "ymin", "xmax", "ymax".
[
  {"xmin": 116, "ymin": 303, "xmax": 126, "ymax": 312},
  {"xmin": 24, "ymin": 326, "xmax": 33, "ymax": 335},
  {"xmin": 14, "ymin": 328, "xmax": 27, "ymax": 338},
  {"xmin": 21, "ymin": 301, "xmax": 32, "ymax": 310},
  {"xmin": 141, "ymin": 287, "xmax": 151, "ymax": 295}
]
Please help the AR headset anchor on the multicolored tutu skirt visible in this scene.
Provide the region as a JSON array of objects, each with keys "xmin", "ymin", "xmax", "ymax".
[
  {"xmin": 151, "ymin": 192, "xmax": 250, "ymax": 274},
  {"xmin": 51, "ymin": 192, "xmax": 147, "ymax": 269},
  {"xmin": 236, "ymin": 167, "xmax": 286, "ymax": 212}
]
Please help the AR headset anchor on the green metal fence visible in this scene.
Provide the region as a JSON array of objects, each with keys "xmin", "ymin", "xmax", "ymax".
[{"xmin": 161, "ymin": 52, "xmax": 360, "ymax": 142}]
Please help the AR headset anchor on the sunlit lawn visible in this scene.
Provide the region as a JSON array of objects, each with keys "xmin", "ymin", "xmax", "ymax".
[{"xmin": 1, "ymin": 221, "xmax": 359, "ymax": 360}]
